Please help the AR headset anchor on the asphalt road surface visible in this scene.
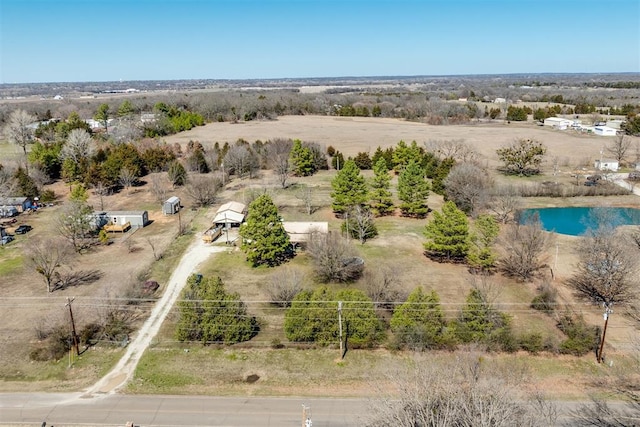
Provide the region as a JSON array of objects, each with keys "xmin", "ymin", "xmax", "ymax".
[{"xmin": 0, "ymin": 393, "xmax": 369, "ymax": 426}]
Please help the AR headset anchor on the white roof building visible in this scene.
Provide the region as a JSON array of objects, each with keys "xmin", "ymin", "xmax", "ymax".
[
  {"xmin": 283, "ymin": 222, "xmax": 329, "ymax": 244},
  {"xmin": 213, "ymin": 201, "xmax": 247, "ymax": 226},
  {"xmin": 594, "ymin": 126, "xmax": 617, "ymax": 136}
]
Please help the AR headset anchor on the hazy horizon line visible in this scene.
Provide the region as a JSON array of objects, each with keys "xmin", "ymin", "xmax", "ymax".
[{"xmin": 2, "ymin": 71, "xmax": 640, "ymax": 86}]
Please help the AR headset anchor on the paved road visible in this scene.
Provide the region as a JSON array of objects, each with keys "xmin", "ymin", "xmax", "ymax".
[{"xmin": 0, "ymin": 393, "xmax": 369, "ymax": 426}]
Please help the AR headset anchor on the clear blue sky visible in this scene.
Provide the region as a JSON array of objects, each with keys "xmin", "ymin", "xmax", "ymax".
[{"xmin": 1, "ymin": 0, "xmax": 638, "ymax": 83}]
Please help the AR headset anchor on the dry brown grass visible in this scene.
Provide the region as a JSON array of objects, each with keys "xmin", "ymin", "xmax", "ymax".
[{"xmin": 1, "ymin": 116, "xmax": 638, "ymax": 396}]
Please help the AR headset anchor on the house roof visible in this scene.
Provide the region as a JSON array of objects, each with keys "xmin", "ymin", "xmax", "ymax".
[
  {"xmin": 165, "ymin": 196, "xmax": 180, "ymax": 204},
  {"xmin": 283, "ymin": 222, "xmax": 329, "ymax": 243},
  {"xmin": 216, "ymin": 201, "xmax": 246, "ymax": 215},
  {"xmin": 213, "ymin": 201, "xmax": 247, "ymax": 224}
]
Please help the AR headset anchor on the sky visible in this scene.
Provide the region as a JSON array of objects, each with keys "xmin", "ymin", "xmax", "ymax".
[{"xmin": 0, "ymin": 0, "xmax": 639, "ymax": 84}]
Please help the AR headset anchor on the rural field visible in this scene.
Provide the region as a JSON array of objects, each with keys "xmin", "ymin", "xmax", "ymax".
[{"xmin": 1, "ymin": 115, "xmax": 639, "ymax": 402}]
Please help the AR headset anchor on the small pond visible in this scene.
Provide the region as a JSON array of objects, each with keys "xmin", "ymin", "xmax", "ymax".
[{"xmin": 518, "ymin": 207, "xmax": 640, "ymax": 236}]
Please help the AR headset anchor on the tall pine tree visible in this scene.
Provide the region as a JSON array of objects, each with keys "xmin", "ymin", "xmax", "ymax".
[
  {"xmin": 369, "ymin": 157, "xmax": 394, "ymax": 216},
  {"xmin": 289, "ymin": 139, "xmax": 315, "ymax": 176},
  {"xmin": 331, "ymin": 159, "xmax": 368, "ymax": 215},
  {"xmin": 397, "ymin": 159, "xmax": 430, "ymax": 217},
  {"xmin": 424, "ymin": 201, "xmax": 470, "ymax": 261},
  {"xmin": 240, "ymin": 194, "xmax": 293, "ymax": 267}
]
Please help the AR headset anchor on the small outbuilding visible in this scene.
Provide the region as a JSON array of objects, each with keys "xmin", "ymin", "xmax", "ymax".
[
  {"xmin": 213, "ymin": 201, "xmax": 246, "ymax": 228},
  {"xmin": 163, "ymin": 196, "xmax": 181, "ymax": 215},
  {"xmin": 594, "ymin": 159, "xmax": 619, "ymax": 172},
  {"xmin": 283, "ymin": 221, "xmax": 329, "ymax": 245}
]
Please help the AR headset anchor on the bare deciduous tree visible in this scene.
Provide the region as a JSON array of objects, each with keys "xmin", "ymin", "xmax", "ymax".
[
  {"xmin": 149, "ymin": 173, "xmax": 168, "ymax": 204},
  {"xmin": 266, "ymin": 138, "xmax": 292, "ymax": 188},
  {"xmin": 444, "ymin": 162, "xmax": 493, "ymax": 216},
  {"xmin": 425, "ymin": 138, "xmax": 479, "ymax": 163},
  {"xmin": 295, "ymin": 185, "xmax": 315, "ymax": 215},
  {"xmin": 223, "ymin": 144, "xmax": 252, "ymax": 178},
  {"xmin": 490, "ymin": 185, "xmax": 520, "ymax": 223},
  {"xmin": 56, "ymin": 201, "xmax": 96, "ymax": 253},
  {"xmin": 365, "ymin": 352, "xmax": 557, "ymax": 427},
  {"xmin": 346, "ymin": 204, "xmax": 377, "ymax": 244},
  {"xmin": 4, "ymin": 109, "xmax": 36, "ymax": 174},
  {"xmin": 307, "ymin": 231, "xmax": 363, "ymax": 282},
  {"xmin": 60, "ymin": 129, "xmax": 94, "ymax": 165},
  {"xmin": 498, "ymin": 214, "xmax": 552, "ymax": 281},
  {"xmin": 606, "ymin": 134, "xmax": 632, "ymax": 165},
  {"xmin": 568, "ymin": 226, "xmax": 638, "ymax": 307},
  {"xmin": 27, "ymin": 238, "xmax": 73, "ymax": 293},
  {"xmin": 118, "ymin": 166, "xmax": 137, "ymax": 192},
  {"xmin": 93, "ymin": 181, "xmax": 110, "ymax": 211},
  {"xmin": 184, "ymin": 174, "xmax": 222, "ymax": 207},
  {"xmin": 266, "ymin": 266, "xmax": 305, "ymax": 307},
  {"xmin": 362, "ymin": 263, "xmax": 405, "ymax": 310}
]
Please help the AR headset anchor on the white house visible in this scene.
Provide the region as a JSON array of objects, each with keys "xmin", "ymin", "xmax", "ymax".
[
  {"xmin": 494, "ymin": 97, "xmax": 506, "ymax": 103},
  {"xmin": 213, "ymin": 201, "xmax": 246, "ymax": 228},
  {"xmin": 94, "ymin": 211, "xmax": 149, "ymax": 229},
  {"xmin": 543, "ymin": 117, "xmax": 573, "ymax": 130},
  {"xmin": 594, "ymin": 126, "xmax": 617, "ymax": 136},
  {"xmin": 594, "ymin": 159, "xmax": 619, "ymax": 172}
]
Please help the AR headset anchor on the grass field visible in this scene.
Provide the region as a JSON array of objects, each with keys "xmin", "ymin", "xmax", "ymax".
[{"xmin": 1, "ymin": 116, "xmax": 639, "ymax": 398}]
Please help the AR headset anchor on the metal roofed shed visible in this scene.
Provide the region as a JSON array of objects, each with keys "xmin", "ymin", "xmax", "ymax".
[
  {"xmin": 163, "ymin": 196, "xmax": 181, "ymax": 215},
  {"xmin": 213, "ymin": 201, "xmax": 247, "ymax": 227},
  {"xmin": 283, "ymin": 221, "xmax": 329, "ymax": 244}
]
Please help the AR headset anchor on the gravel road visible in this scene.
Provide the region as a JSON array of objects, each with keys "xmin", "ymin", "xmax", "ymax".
[{"xmin": 84, "ymin": 234, "xmax": 227, "ymax": 396}]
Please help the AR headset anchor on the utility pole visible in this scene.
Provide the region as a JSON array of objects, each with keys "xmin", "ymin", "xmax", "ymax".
[
  {"xmin": 597, "ymin": 303, "xmax": 613, "ymax": 364},
  {"xmin": 66, "ymin": 297, "xmax": 80, "ymax": 357},
  {"xmin": 338, "ymin": 301, "xmax": 343, "ymax": 356}
]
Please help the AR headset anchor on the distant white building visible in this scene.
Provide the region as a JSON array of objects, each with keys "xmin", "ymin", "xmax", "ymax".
[
  {"xmin": 493, "ymin": 97, "xmax": 506, "ymax": 103},
  {"xmin": 594, "ymin": 126, "xmax": 617, "ymax": 136},
  {"xmin": 594, "ymin": 159, "xmax": 619, "ymax": 172},
  {"xmin": 543, "ymin": 117, "xmax": 573, "ymax": 130}
]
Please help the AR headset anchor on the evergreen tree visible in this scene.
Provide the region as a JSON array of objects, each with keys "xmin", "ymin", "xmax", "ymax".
[
  {"xmin": 369, "ymin": 157, "xmax": 394, "ymax": 216},
  {"xmin": 390, "ymin": 288, "xmax": 452, "ymax": 350},
  {"xmin": 392, "ymin": 140, "xmax": 422, "ymax": 173},
  {"xmin": 424, "ymin": 201, "xmax": 470, "ymax": 261},
  {"xmin": 94, "ymin": 103, "xmax": 111, "ymax": 133},
  {"xmin": 454, "ymin": 288, "xmax": 511, "ymax": 344},
  {"xmin": 431, "ymin": 157, "xmax": 455, "ymax": 195},
  {"xmin": 331, "ymin": 150, "xmax": 345, "ymax": 170},
  {"xmin": 330, "ymin": 159, "xmax": 368, "ymax": 214},
  {"xmin": 284, "ymin": 286, "xmax": 383, "ymax": 347},
  {"xmin": 69, "ymin": 184, "xmax": 89, "ymax": 203},
  {"xmin": 240, "ymin": 194, "xmax": 293, "ymax": 267},
  {"xmin": 397, "ymin": 159, "xmax": 430, "ymax": 217},
  {"xmin": 353, "ymin": 151, "xmax": 372, "ymax": 170},
  {"xmin": 175, "ymin": 274, "xmax": 259, "ymax": 344},
  {"xmin": 167, "ymin": 161, "xmax": 187, "ymax": 187},
  {"xmin": 13, "ymin": 167, "xmax": 39, "ymax": 198},
  {"xmin": 289, "ymin": 139, "xmax": 315, "ymax": 176},
  {"xmin": 117, "ymin": 100, "xmax": 134, "ymax": 117},
  {"xmin": 467, "ymin": 214, "xmax": 500, "ymax": 271}
]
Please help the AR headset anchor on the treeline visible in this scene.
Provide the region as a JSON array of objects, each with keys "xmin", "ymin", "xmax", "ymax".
[{"xmin": 175, "ymin": 274, "xmax": 599, "ymax": 356}]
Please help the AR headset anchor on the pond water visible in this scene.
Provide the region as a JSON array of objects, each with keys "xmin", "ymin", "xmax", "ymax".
[{"xmin": 518, "ymin": 207, "xmax": 640, "ymax": 236}]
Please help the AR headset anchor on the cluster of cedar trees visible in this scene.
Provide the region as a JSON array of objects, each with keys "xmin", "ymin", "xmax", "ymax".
[{"xmin": 175, "ymin": 139, "xmax": 602, "ymax": 355}]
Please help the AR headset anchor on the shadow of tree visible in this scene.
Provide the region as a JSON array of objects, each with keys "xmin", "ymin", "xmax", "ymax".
[{"xmin": 53, "ymin": 269, "xmax": 104, "ymax": 291}]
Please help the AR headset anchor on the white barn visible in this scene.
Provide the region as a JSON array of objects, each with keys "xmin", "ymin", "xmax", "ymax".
[{"xmin": 544, "ymin": 117, "xmax": 573, "ymax": 129}]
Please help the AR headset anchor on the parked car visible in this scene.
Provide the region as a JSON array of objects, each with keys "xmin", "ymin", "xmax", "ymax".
[
  {"xmin": 629, "ymin": 171, "xmax": 640, "ymax": 181},
  {"xmin": 1, "ymin": 235, "xmax": 14, "ymax": 245},
  {"xmin": 15, "ymin": 224, "xmax": 32, "ymax": 234}
]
